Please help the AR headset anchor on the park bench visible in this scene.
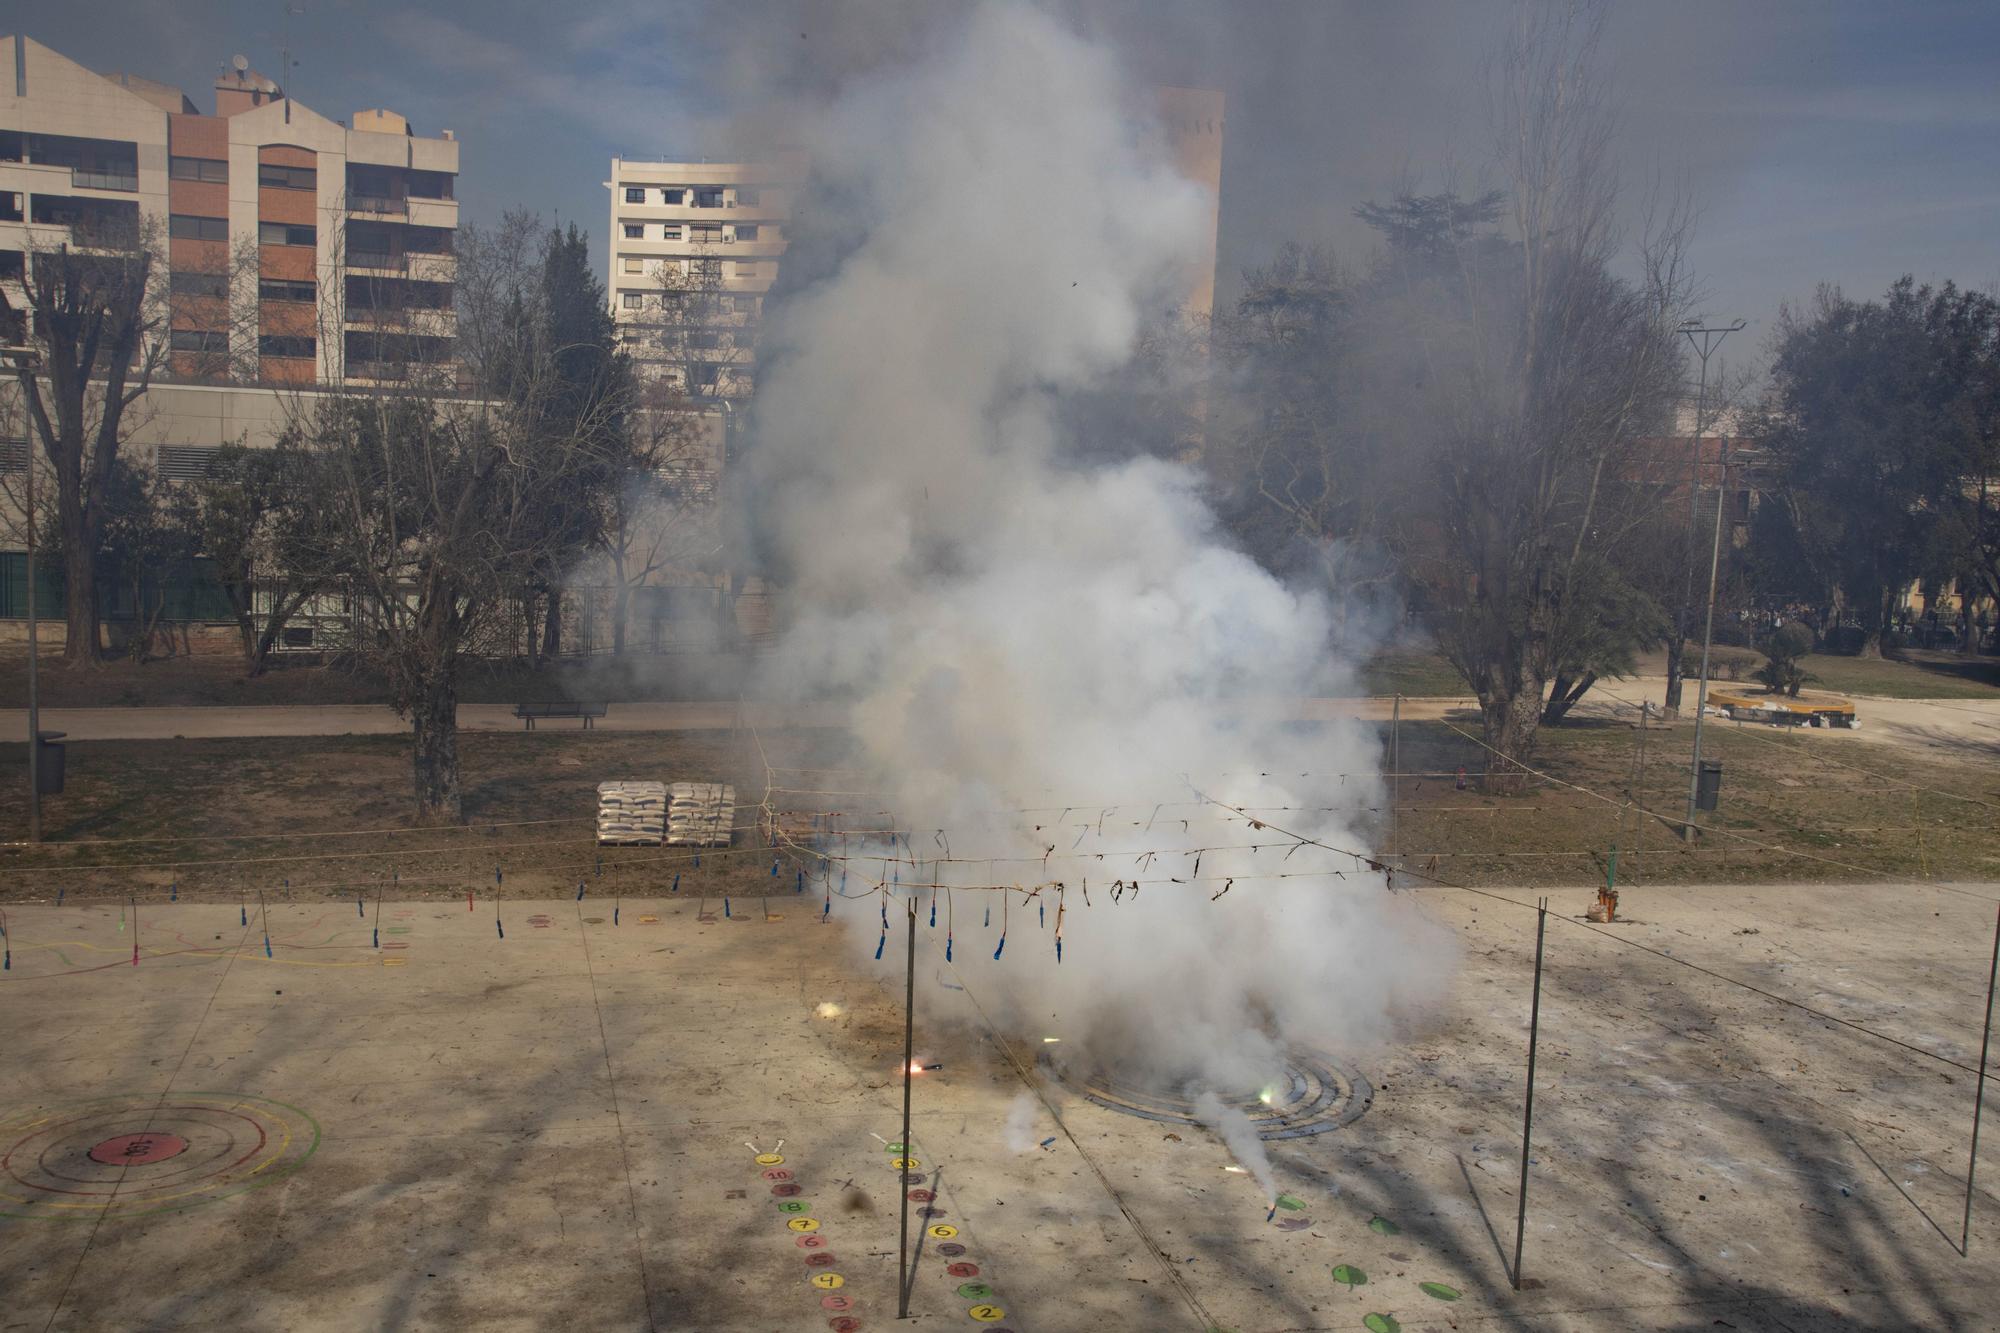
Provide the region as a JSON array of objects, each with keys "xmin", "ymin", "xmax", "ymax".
[{"xmin": 514, "ymin": 701, "xmax": 609, "ymax": 731}]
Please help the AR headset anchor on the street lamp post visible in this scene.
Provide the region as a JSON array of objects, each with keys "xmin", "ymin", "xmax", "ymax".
[
  {"xmin": 1677, "ymin": 320, "xmax": 1744, "ymax": 840},
  {"xmin": 3, "ymin": 344, "xmax": 43, "ymax": 843}
]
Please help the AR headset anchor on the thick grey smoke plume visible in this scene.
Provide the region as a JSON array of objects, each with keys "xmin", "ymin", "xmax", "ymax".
[{"xmin": 749, "ymin": 5, "xmax": 1447, "ymax": 1103}]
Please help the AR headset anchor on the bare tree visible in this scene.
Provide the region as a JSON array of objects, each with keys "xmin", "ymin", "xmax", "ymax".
[
  {"xmin": 277, "ymin": 218, "xmax": 630, "ymax": 820},
  {"xmin": 0, "ymin": 215, "xmax": 168, "ymax": 663}
]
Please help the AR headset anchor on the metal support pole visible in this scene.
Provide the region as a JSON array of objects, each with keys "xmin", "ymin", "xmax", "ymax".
[
  {"xmin": 1683, "ymin": 454, "xmax": 1730, "ymax": 839},
  {"xmin": 1390, "ymin": 694, "xmax": 1401, "ymax": 872},
  {"xmin": 897, "ymin": 896, "xmax": 917, "ymax": 1318},
  {"xmin": 1963, "ymin": 902, "xmax": 2000, "ymax": 1255},
  {"xmin": 1512, "ymin": 897, "xmax": 1548, "ymax": 1289},
  {"xmin": 1673, "ymin": 320, "xmax": 1743, "ymax": 833}
]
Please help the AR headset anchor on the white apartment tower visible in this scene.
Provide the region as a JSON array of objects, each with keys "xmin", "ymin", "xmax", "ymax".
[{"xmin": 605, "ymin": 154, "xmax": 801, "ymax": 399}]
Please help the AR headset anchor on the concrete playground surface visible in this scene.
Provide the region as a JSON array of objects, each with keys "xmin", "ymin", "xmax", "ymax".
[{"xmin": 2, "ymin": 881, "xmax": 1998, "ymax": 1331}]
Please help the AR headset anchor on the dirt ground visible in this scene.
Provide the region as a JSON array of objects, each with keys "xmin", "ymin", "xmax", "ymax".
[
  {"xmin": 3, "ymin": 708, "xmax": 1998, "ymax": 905},
  {"xmin": 1, "ymin": 877, "xmax": 1995, "ymax": 1331}
]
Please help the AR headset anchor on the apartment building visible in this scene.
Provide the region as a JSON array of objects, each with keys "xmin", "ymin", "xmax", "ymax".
[
  {"xmin": 605, "ymin": 154, "xmax": 802, "ymax": 399},
  {"xmin": 1, "ymin": 34, "xmax": 459, "ymax": 391}
]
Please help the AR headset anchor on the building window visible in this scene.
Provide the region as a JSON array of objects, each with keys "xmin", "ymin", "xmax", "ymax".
[
  {"xmin": 662, "ymin": 225, "xmax": 682, "ymax": 241},
  {"xmin": 0, "ymin": 251, "xmax": 24, "ymax": 281},
  {"xmin": 258, "ymin": 278, "xmax": 315, "ymax": 303},
  {"xmin": 171, "ymin": 270, "xmax": 229, "ymax": 298},
  {"xmin": 0, "ymin": 438, "xmax": 26, "ymax": 473},
  {"xmin": 690, "ymin": 224, "xmax": 721, "ymax": 244},
  {"xmin": 622, "ymin": 258, "xmax": 643, "ymax": 274},
  {"xmin": 663, "ymin": 188, "xmax": 684, "ymax": 205},
  {"xmin": 621, "ymin": 292, "xmax": 644, "ymax": 310},
  {"xmin": 258, "ymin": 334, "xmax": 315, "ymax": 358},
  {"xmin": 735, "ymin": 224, "xmax": 758, "ymax": 242},
  {"xmin": 0, "ymin": 192, "xmax": 18, "ymax": 222},
  {"xmin": 169, "ymin": 330, "xmax": 227, "ymax": 353},
  {"xmin": 689, "ymin": 332, "xmax": 720, "ymax": 351},
  {"xmin": 736, "ymin": 188, "xmax": 759, "ymax": 206},
  {"xmin": 408, "ymin": 170, "xmax": 454, "ymax": 200},
  {"xmin": 735, "ymin": 261, "xmax": 759, "ymax": 277},
  {"xmin": 623, "ymin": 223, "xmax": 644, "ymax": 239},
  {"xmin": 169, "ymin": 214, "xmax": 228, "ymax": 242},
  {"xmin": 169, "ymin": 156, "xmax": 228, "ymax": 182},
  {"xmin": 258, "ymin": 164, "xmax": 316, "ymax": 191},
  {"xmin": 259, "ymin": 222, "xmax": 316, "ymax": 247},
  {"xmin": 156, "ymin": 445, "xmax": 221, "ymax": 482},
  {"xmin": 694, "ymin": 188, "xmax": 722, "ymax": 208},
  {"xmin": 731, "ymin": 295, "xmax": 756, "ymax": 314},
  {"xmin": 625, "ymin": 186, "xmax": 645, "ymax": 203}
]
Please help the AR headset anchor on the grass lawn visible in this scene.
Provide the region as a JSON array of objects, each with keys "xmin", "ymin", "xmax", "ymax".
[
  {"xmin": 1358, "ymin": 648, "xmax": 1469, "ymax": 697},
  {"xmin": 3, "ymin": 711, "xmax": 1994, "ymax": 905},
  {"xmin": 1797, "ymin": 649, "xmax": 2000, "ymax": 699}
]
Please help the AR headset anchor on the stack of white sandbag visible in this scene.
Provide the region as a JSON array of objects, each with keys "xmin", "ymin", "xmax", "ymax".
[
  {"xmin": 668, "ymin": 781, "xmax": 735, "ymax": 846},
  {"xmin": 597, "ymin": 781, "xmax": 667, "ymax": 845}
]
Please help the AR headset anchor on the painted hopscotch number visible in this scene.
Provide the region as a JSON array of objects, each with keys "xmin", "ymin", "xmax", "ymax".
[
  {"xmin": 787, "ymin": 1217, "xmax": 821, "ymax": 1233},
  {"xmin": 754, "ymin": 1153, "xmax": 785, "ymax": 1166},
  {"xmin": 778, "ymin": 1200, "xmax": 808, "ymax": 1213},
  {"xmin": 968, "ymin": 1305, "xmax": 1006, "ymax": 1323},
  {"xmin": 763, "ymin": 1168, "xmax": 794, "ymax": 1181},
  {"xmin": 797, "ymin": 1234, "xmax": 828, "ymax": 1249},
  {"xmin": 927, "ymin": 1224, "xmax": 958, "ymax": 1240},
  {"xmin": 808, "ymin": 1272, "xmax": 845, "ymax": 1290},
  {"xmin": 891, "ymin": 1157, "xmax": 921, "ymax": 1170},
  {"xmin": 956, "ymin": 1282, "xmax": 994, "ymax": 1300}
]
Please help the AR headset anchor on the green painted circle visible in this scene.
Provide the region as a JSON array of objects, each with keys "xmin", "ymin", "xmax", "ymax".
[
  {"xmin": 777, "ymin": 1200, "xmax": 807, "ymax": 1213},
  {"xmin": 1331, "ymin": 1265, "xmax": 1367, "ymax": 1289},
  {"xmin": 1367, "ymin": 1215, "xmax": 1399, "ymax": 1235},
  {"xmin": 956, "ymin": 1282, "xmax": 993, "ymax": 1300},
  {"xmin": 1362, "ymin": 1315, "xmax": 1401, "ymax": 1333},
  {"xmin": 1418, "ymin": 1282, "xmax": 1461, "ymax": 1302}
]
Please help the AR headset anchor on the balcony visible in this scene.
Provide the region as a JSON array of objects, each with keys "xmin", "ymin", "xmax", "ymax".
[
  {"xmin": 346, "ymin": 251, "xmax": 406, "ymax": 274},
  {"xmin": 72, "ymin": 167, "xmax": 139, "ymax": 193},
  {"xmin": 348, "ymin": 193, "xmax": 407, "ymax": 216}
]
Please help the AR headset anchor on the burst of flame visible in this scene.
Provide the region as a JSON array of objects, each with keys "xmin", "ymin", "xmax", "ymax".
[{"xmin": 815, "ymin": 1002, "xmax": 842, "ymax": 1018}]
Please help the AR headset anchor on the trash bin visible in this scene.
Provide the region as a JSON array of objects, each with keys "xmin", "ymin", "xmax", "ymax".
[
  {"xmin": 1695, "ymin": 758, "xmax": 1722, "ymax": 812},
  {"xmin": 35, "ymin": 731, "xmax": 65, "ymax": 795}
]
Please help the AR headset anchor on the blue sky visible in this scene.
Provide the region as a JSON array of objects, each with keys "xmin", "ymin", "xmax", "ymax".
[{"xmin": 18, "ymin": 1, "xmax": 2000, "ymax": 370}]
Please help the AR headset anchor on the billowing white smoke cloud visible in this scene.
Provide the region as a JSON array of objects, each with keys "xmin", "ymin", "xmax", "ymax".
[{"xmin": 749, "ymin": 5, "xmax": 1448, "ymax": 1102}]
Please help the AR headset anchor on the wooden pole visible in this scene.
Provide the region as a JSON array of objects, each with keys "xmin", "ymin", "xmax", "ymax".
[
  {"xmin": 897, "ymin": 896, "xmax": 917, "ymax": 1317},
  {"xmin": 1963, "ymin": 902, "xmax": 2000, "ymax": 1254},
  {"xmin": 1512, "ymin": 897, "xmax": 1548, "ymax": 1289}
]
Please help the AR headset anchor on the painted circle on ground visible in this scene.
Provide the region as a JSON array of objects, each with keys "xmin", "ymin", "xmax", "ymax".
[
  {"xmin": 821, "ymin": 1294, "xmax": 854, "ymax": 1311},
  {"xmin": 797, "ymin": 1234, "xmax": 828, "ymax": 1249},
  {"xmin": 919, "ymin": 1206, "xmax": 946, "ymax": 1218},
  {"xmin": 890, "ymin": 1157, "xmax": 920, "ymax": 1170},
  {"xmin": 755, "ymin": 1153, "xmax": 785, "ymax": 1166},
  {"xmin": 808, "ymin": 1272, "xmax": 844, "ymax": 1290},
  {"xmin": 936, "ymin": 1242, "xmax": 967, "ymax": 1258},
  {"xmin": 829, "ymin": 1318, "xmax": 861, "ymax": 1333},
  {"xmin": 778, "ymin": 1200, "xmax": 808, "ymax": 1213},
  {"xmin": 946, "ymin": 1263, "xmax": 980, "ymax": 1278},
  {"xmin": 87, "ymin": 1133, "xmax": 188, "ymax": 1166},
  {"xmin": 901, "ymin": 1173, "xmax": 926, "ymax": 1186},
  {"xmin": 763, "ymin": 1167, "xmax": 794, "ymax": 1181},
  {"xmin": 526, "ymin": 915, "xmax": 554, "ymax": 928},
  {"xmin": 804, "ymin": 1252, "xmax": 837, "ymax": 1268},
  {"xmin": 379, "ymin": 942, "xmax": 410, "ymax": 950},
  {"xmin": 967, "ymin": 1305, "xmax": 1005, "ymax": 1323},
  {"xmin": 927, "ymin": 1224, "xmax": 958, "ymax": 1239},
  {"xmin": 885, "ymin": 1142, "xmax": 906, "ymax": 1153},
  {"xmin": 787, "ymin": 1217, "xmax": 821, "ymax": 1233},
  {"xmin": 636, "ymin": 915, "xmax": 660, "ymax": 924},
  {"xmin": 0, "ymin": 1093, "xmax": 320, "ymax": 1221},
  {"xmin": 907, "ymin": 1188, "xmax": 935, "ymax": 1202},
  {"xmin": 956, "ymin": 1283, "xmax": 994, "ymax": 1300},
  {"xmin": 773, "ymin": 1183, "xmax": 803, "ymax": 1197}
]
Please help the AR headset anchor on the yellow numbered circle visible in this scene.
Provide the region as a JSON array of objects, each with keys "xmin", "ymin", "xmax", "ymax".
[
  {"xmin": 786, "ymin": 1217, "xmax": 821, "ymax": 1233},
  {"xmin": 809, "ymin": 1273, "xmax": 845, "ymax": 1290},
  {"xmin": 754, "ymin": 1153, "xmax": 784, "ymax": 1166},
  {"xmin": 969, "ymin": 1306, "xmax": 1006, "ymax": 1323},
  {"xmin": 927, "ymin": 1224, "xmax": 958, "ymax": 1239},
  {"xmin": 891, "ymin": 1157, "xmax": 921, "ymax": 1170}
]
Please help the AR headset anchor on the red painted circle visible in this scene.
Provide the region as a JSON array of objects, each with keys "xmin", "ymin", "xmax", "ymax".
[
  {"xmin": 763, "ymin": 1168, "xmax": 794, "ymax": 1181},
  {"xmin": 7, "ymin": 1106, "xmax": 266, "ymax": 1198},
  {"xmin": 773, "ymin": 1183, "xmax": 803, "ymax": 1197},
  {"xmin": 936, "ymin": 1242, "xmax": 967, "ymax": 1258},
  {"xmin": 87, "ymin": 1133, "xmax": 188, "ymax": 1166},
  {"xmin": 829, "ymin": 1318, "xmax": 862, "ymax": 1332},
  {"xmin": 946, "ymin": 1262, "xmax": 980, "ymax": 1278},
  {"xmin": 796, "ymin": 1234, "xmax": 828, "ymax": 1249},
  {"xmin": 907, "ymin": 1188, "xmax": 934, "ymax": 1202},
  {"xmin": 804, "ymin": 1252, "xmax": 837, "ymax": 1268},
  {"xmin": 820, "ymin": 1294, "xmax": 854, "ymax": 1311}
]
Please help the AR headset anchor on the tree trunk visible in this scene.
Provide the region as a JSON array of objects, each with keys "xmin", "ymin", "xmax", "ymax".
[
  {"xmin": 1479, "ymin": 685, "xmax": 1544, "ymax": 796},
  {"xmin": 1541, "ymin": 670, "xmax": 1598, "ymax": 726},
  {"xmin": 543, "ymin": 586, "xmax": 563, "ymax": 660},
  {"xmin": 411, "ymin": 669, "xmax": 462, "ymax": 824},
  {"xmin": 612, "ymin": 580, "xmax": 629, "ymax": 656},
  {"xmin": 60, "ymin": 508, "xmax": 100, "ymax": 665},
  {"xmin": 1662, "ymin": 633, "xmax": 1685, "ymax": 717}
]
